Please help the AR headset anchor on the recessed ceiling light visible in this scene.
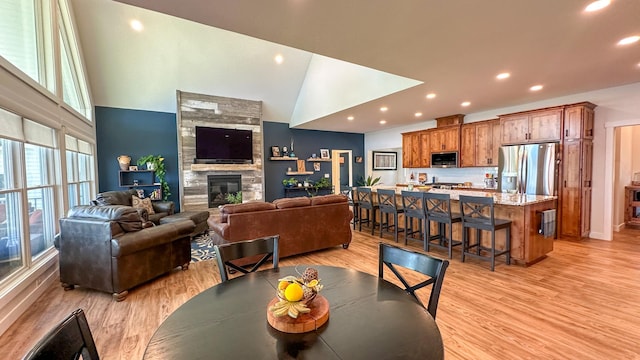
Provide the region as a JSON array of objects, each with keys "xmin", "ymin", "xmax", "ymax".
[
  {"xmin": 274, "ymin": 54, "xmax": 284, "ymax": 64},
  {"xmin": 379, "ymin": 120, "xmax": 387, "ymax": 125},
  {"xmin": 130, "ymin": 19, "xmax": 144, "ymax": 32},
  {"xmin": 618, "ymin": 36, "xmax": 640, "ymax": 46},
  {"xmin": 584, "ymin": 0, "xmax": 611, "ymax": 12},
  {"xmin": 530, "ymin": 84, "xmax": 544, "ymax": 91},
  {"xmin": 415, "ymin": 112, "xmax": 422, "ymax": 117},
  {"xmin": 426, "ymin": 93, "xmax": 436, "ymax": 99},
  {"xmin": 380, "ymin": 106, "xmax": 388, "ymax": 112},
  {"xmin": 347, "ymin": 116, "xmax": 354, "ymax": 121},
  {"xmin": 496, "ymin": 72, "xmax": 510, "ymax": 80},
  {"xmin": 461, "ymin": 101, "xmax": 471, "ymax": 107}
]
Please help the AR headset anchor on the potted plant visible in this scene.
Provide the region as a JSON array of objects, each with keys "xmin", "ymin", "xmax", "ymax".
[
  {"xmin": 356, "ymin": 175, "xmax": 381, "ymax": 187},
  {"xmin": 137, "ymin": 155, "xmax": 171, "ymax": 200},
  {"xmin": 307, "ymin": 177, "xmax": 331, "ymax": 196},
  {"xmin": 282, "ymin": 177, "xmax": 298, "ymax": 188}
]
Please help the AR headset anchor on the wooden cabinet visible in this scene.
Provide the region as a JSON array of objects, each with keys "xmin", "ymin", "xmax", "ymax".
[
  {"xmin": 460, "ymin": 120, "xmax": 500, "ymax": 167},
  {"xmin": 563, "ymin": 102, "xmax": 595, "ymax": 140},
  {"xmin": 402, "ymin": 131, "xmax": 430, "ymax": 168},
  {"xmin": 500, "ymin": 108, "xmax": 562, "ymax": 145},
  {"xmin": 475, "ymin": 119, "xmax": 501, "ymax": 166},
  {"xmin": 430, "ymin": 125, "xmax": 460, "ymax": 152},
  {"xmin": 560, "ymin": 139, "xmax": 593, "ymax": 238},
  {"xmin": 460, "ymin": 124, "xmax": 476, "ymax": 167}
]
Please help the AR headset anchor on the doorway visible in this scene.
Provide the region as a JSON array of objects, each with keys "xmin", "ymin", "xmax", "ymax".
[{"xmin": 331, "ymin": 150, "xmax": 352, "ymax": 193}]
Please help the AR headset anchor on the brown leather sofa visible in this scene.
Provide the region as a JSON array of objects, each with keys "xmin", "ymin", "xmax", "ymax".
[
  {"xmin": 55, "ymin": 205, "xmax": 195, "ymax": 301},
  {"xmin": 210, "ymin": 194, "xmax": 353, "ymax": 264}
]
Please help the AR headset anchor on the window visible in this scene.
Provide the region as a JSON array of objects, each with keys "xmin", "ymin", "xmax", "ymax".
[
  {"xmin": 0, "ymin": 136, "xmax": 25, "ymax": 281},
  {"xmin": 0, "ymin": 0, "xmax": 56, "ymax": 93},
  {"xmin": 66, "ymin": 135, "xmax": 94, "ymax": 209},
  {"xmin": 58, "ymin": 0, "xmax": 92, "ymax": 120}
]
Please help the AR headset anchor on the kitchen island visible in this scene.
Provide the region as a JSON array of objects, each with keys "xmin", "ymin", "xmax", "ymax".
[{"xmin": 370, "ymin": 186, "xmax": 557, "ymax": 266}]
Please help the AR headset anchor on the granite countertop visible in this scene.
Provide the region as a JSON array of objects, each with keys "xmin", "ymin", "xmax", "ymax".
[{"xmin": 371, "ymin": 186, "xmax": 556, "ymax": 206}]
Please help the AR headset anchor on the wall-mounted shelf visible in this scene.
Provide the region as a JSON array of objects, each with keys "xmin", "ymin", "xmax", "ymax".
[
  {"xmin": 307, "ymin": 158, "xmax": 331, "ymax": 162},
  {"xmin": 286, "ymin": 171, "xmax": 314, "ymax": 175},
  {"xmin": 119, "ymin": 170, "xmax": 159, "ymax": 187},
  {"xmin": 270, "ymin": 157, "xmax": 298, "ymax": 161}
]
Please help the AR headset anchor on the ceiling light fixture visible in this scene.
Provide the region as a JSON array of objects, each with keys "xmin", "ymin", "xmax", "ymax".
[
  {"xmin": 461, "ymin": 101, "xmax": 471, "ymax": 107},
  {"xmin": 496, "ymin": 72, "xmax": 510, "ymax": 80},
  {"xmin": 617, "ymin": 35, "xmax": 640, "ymax": 46},
  {"xmin": 130, "ymin": 19, "xmax": 144, "ymax": 32},
  {"xmin": 584, "ymin": 0, "xmax": 611, "ymax": 12},
  {"xmin": 530, "ymin": 84, "xmax": 544, "ymax": 91},
  {"xmin": 274, "ymin": 54, "xmax": 284, "ymax": 64},
  {"xmin": 379, "ymin": 120, "xmax": 387, "ymax": 125},
  {"xmin": 415, "ymin": 112, "xmax": 422, "ymax": 117},
  {"xmin": 347, "ymin": 116, "xmax": 354, "ymax": 121},
  {"xmin": 426, "ymin": 93, "xmax": 436, "ymax": 99},
  {"xmin": 380, "ymin": 106, "xmax": 388, "ymax": 112}
]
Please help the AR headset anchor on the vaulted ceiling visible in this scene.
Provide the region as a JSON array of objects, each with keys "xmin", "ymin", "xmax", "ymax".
[{"xmin": 71, "ymin": 0, "xmax": 640, "ymax": 133}]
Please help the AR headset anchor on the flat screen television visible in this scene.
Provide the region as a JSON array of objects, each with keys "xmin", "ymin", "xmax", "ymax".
[{"xmin": 194, "ymin": 126, "xmax": 253, "ymax": 164}]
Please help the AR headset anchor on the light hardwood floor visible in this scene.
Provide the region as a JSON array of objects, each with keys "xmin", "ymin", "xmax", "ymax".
[{"xmin": 1, "ymin": 227, "xmax": 639, "ymax": 359}]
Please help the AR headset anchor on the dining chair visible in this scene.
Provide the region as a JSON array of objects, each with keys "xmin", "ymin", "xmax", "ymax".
[
  {"xmin": 459, "ymin": 195, "xmax": 511, "ymax": 271},
  {"xmin": 341, "ymin": 187, "xmax": 360, "ymax": 230},
  {"xmin": 401, "ymin": 190, "xmax": 427, "ymax": 246},
  {"xmin": 214, "ymin": 235, "xmax": 279, "ymax": 282},
  {"xmin": 377, "ymin": 189, "xmax": 405, "ymax": 242},
  {"xmin": 378, "ymin": 243, "xmax": 449, "ymax": 319},
  {"xmin": 424, "ymin": 192, "xmax": 462, "ymax": 259},
  {"xmin": 23, "ymin": 308, "xmax": 99, "ymax": 360},
  {"xmin": 356, "ymin": 187, "xmax": 380, "ymax": 235}
]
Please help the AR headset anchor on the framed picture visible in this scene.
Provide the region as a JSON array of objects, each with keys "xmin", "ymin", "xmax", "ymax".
[
  {"xmin": 355, "ymin": 156, "xmax": 363, "ymax": 163},
  {"xmin": 271, "ymin": 146, "xmax": 281, "ymax": 157},
  {"xmin": 313, "ymin": 162, "xmax": 321, "ymax": 171},
  {"xmin": 372, "ymin": 151, "xmax": 397, "ymax": 170},
  {"xmin": 320, "ymin": 149, "xmax": 330, "ymax": 159},
  {"xmin": 128, "ymin": 165, "xmax": 138, "ymax": 171}
]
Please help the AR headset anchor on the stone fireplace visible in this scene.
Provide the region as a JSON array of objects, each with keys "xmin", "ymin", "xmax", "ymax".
[
  {"xmin": 177, "ymin": 91, "xmax": 263, "ymax": 216},
  {"xmin": 208, "ymin": 175, "xmax": 242, "ymax": 207}
]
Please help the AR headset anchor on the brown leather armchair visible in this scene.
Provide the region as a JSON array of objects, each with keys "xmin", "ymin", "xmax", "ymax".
[{"xmin": 55, "ymin": 205, "xmax": 194, "ymax": 301}]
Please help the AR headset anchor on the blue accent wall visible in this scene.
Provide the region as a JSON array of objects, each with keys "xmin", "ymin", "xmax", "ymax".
[
  {"xmin": 95, "ymin": 109, "xmax": 365, "ymax": 207},
  {"xmin": 95, "ymin": 106, "xmax": 181, "ymax": 211},
  {"xmin": 263, "ymin": 121, "xmax": 365, "ymax": 201}
]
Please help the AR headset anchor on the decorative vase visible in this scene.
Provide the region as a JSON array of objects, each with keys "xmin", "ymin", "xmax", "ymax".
[
  {"xmin": 117, "ymin": 155, "xmax": 131, "ymax": 170},
  {"xmin": 146, "ymin": 162, "xmax": 155, "ymax": 170}
]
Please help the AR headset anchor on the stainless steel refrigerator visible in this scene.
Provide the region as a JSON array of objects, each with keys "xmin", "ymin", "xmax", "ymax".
[{"xmin": 498, "ymin": 143, "xmax": 558, "ymax": 196}]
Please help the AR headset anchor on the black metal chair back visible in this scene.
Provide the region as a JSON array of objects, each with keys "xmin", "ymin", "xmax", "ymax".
[
  {"xmin": 214, "ymin": 235, "xmax": 279, "ymax": 282},
  {"xmin": 459, "ymin": 195, "xmax": 496, "ymax": 229},
  {"xmin": 401, "ymin": 190, "xmax": 426, "ymax": 219},
  {"xmin": 377, "ymin": 189, "xmax": 405, "ymax": 241},
  {"xmin": 424, "ymin": 192, "xmax": 457, "ymax": 222},
  {"xmin": 341, "ymin": 187, "xmax": 360, "ymax": 230},
  {"xmin": 377, "ymin": 189, "xmax": 400, "ymax": 212},
  {"xmin": 356, "ymin": 187, "xmax": 375, "ymax": 210},
  {"xmin": 23, "ymin": 309, "xmax": 99, "ymax": 360},
  {"xmin": 458, "ymin": 195, "xmax": 511, "ymax": 271},
  {"xmin": 378, "ymin": 243, "xmax": 449, "ymax": 319}
]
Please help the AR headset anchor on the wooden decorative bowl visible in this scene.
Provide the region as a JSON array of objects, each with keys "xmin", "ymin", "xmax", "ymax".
[{"xmin": 266, "ymin": 295, "xmax": 329, "ymax": 333}]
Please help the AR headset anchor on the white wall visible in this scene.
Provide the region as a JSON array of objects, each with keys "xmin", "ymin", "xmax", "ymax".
[{"xmin": 365, "ymin": 81, "xmax": 640, "ymax": 240}]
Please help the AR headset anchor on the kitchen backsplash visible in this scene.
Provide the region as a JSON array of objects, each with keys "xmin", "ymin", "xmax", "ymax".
[{"xmin": 381, "ymin": 166, "xmax": 500, "ymax": 187}]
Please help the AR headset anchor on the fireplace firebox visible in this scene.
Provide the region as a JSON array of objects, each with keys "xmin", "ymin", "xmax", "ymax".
[{"xmin": 207, "ymin": 175, "xmax": 241, "ymax": 208}]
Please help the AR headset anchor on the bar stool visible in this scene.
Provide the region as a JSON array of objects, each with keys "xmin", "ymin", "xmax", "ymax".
[
  {"xmin": 459, "ymin": 195, "xmax": 511, "ymax": 271},
  {"xmin": 401, "ymin": 190, "xmax": 427, "ymax": 246},
  {"xmin": 341, "ymin": 187, "xmax": 360, "ymax": 230},
  {"xmin": 377, "ymin": 189, "xmax": 405, "ymax": 242},
  {"xmin": 424, "ymin": 192, "xmax": 462, "ymax": 259},
  {"xmin": 356, "ymin": 187, "xmax": 379, "ymax": 235}
]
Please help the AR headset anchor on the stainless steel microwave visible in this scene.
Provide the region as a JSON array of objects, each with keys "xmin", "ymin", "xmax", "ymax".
[{"xmin": 431, "ymin": 152, "xmax": 458, "ymax": 168}]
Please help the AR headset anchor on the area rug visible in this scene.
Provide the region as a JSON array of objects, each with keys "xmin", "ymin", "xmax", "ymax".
[{"xmin": 191, "ymin": 232, "xmax": 216, "ymax": 262}]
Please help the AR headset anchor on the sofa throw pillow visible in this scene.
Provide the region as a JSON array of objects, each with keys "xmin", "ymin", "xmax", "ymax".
[{"xmin": 132, "ymin": 195, "xmax": 155, "ymax": 214}]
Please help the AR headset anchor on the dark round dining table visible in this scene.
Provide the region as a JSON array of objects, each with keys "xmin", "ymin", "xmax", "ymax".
[{"xmin": 144, "ymin": 265, "xmax": 444, "ymax": 360}]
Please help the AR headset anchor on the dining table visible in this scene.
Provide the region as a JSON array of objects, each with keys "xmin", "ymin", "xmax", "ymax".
[{"xmin": 143, "ymin": 265, "xmax": 444, "ymax": 359}]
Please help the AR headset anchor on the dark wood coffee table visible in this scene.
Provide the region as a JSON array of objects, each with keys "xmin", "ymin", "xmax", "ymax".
[{"xmin": 144, "ymin": 265, "xmax": 444, "ymax": 359}]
